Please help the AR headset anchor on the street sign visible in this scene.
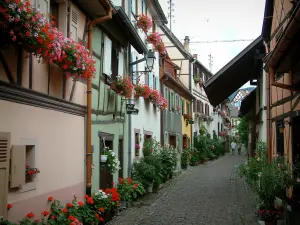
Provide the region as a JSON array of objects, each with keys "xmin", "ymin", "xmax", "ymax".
[
  {"xmin": 126, "ymin": 104, "xmax": 135, "ymax": 109},
  {"xmin": 126, "ymin": 108, "xmax": 139, "ymax": 115}
]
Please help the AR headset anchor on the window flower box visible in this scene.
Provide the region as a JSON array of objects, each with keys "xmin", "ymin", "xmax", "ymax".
[
  {"xmin": 134, "ymin": 84, "xmax": 151, "ymax": 99},
  {"xmin": 111, "ymin": 75, "xmax": 134, "ymax": 98},
  {"xmin": 0, "ymin": 0, "xmax": 96, "ymax": 80}
]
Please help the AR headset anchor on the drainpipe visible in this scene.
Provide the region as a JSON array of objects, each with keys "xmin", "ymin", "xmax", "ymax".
[
  {"xmin": 86, "ymin": 2, "xmax": 112, "ymax": 195},
  {"xmin": 264, "ymin": 41, "xmax": 272, "ymax": 163}
]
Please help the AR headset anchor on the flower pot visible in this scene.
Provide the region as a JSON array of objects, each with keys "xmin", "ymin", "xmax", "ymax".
[
  {"xmin": 121, "ymin": 200, "xmax": 127, "ymax": 209},
  {"xmin": 147, "ymin": 183, "xmax": 154, "ymax": 193},
  {"xmin": 104, "ymin": 211, "xmax": 112, "ymax": 223},
  {"xmin": 265, "ymin": 221, "xmax": 276, "ymax": 225},
  {"xmin": 258, "ymin": 220, "xmax": 265, "ymax": 225},
  {"xmin": 181, "ymin": 164, "xmax": 188, "ymax": 169},
  {"xmin": 100, "ymin": 155, "xmax": 108, "ymax": 162}
]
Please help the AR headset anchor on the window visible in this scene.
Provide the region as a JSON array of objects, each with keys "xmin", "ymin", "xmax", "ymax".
[
  {"xmin": 202, "ymin": 102, "xmax": 204, "ymax": 114},
  {"xmin": 276, "ymin": 121, "xmax": 284, "ymax": 156},
  {"xmin": 135, "ymin": 132, "xmax": 140, "ymax": 157},
  {"xmin": 111, "ymin": 45, "xmax": 119, "ymax": 81},
  {"xmin": 9, "ymin": 144, "xmax": 37, "ymax": 193},
  {"xmin": 171, "ymin": 92, "xmax": 174, "ymax": 110},
  {"xmin": 182, "ymin": 99, "xmax": 185, "ymax": 115},
  {"xmin": 131, "ymin": 0, "xmax": 136, "ymax": 15},
  {"xmin": 142, "ymin": 0, "xmax": 147, "ymax": 15},
  {"xmin": 153, "ymin": 74, "xmax": 156, "ymax": 90},
  {"xmin": 186, "ymin": 102, "xmax": 190, "ymax": 115},
  {"xmin": 50, "ymin": 0, "xmax": 59, "ymax": 28},
  {"xmin": 152, "ymin": 21, "xmax": 156, "ymax": 33},
  {"xmin": 144, "ymin": 68, "xmax": 149, "ymax": 86}
]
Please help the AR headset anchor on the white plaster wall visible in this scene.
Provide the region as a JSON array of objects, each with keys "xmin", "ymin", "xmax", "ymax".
[{"xmin": 0, "ymin": 100, "xmax": 85, "ymax": 203}]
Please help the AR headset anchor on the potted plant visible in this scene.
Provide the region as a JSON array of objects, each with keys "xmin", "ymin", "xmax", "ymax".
[
  {"xmin": 155, "ymin": 41, "xmax": 166, "ymax": 55},
  {"xmin": 181, "ymin": 149, "xmax": 190, "ymax": 169},
  {"xmin": 117, "ymin": 178, "xmax": 133, "ymax": 209},
  {"xmin": 256, "ymin": 207, "xmax": 281, "ymax": 225},
  {"xmin": 25, "ymin": 163, "xmax": 40, "ymax": 182},
  {"xmin": 106, "ymin": 150, "xmax": 121, "ymax": 174},
  {"xmin": 134, "ymin": 84, "xmax": 151, "ymax": 99},
  {"xmin": 136, "ymin": 14, "xmax": 152, "ymax": 33},
  {"xmin": 100, "ymin": 147, "xmax": 110, "ymax": 163}
]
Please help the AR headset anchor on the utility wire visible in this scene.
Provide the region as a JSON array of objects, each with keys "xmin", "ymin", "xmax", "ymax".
[{"xmin": 188, "ymin": 39, "xmax": 255, "ymax": 44}]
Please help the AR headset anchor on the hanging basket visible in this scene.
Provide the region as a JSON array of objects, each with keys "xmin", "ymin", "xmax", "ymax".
[{"xmin": 100, "ymin": 155, "xmax": 108, "ymax": 162}]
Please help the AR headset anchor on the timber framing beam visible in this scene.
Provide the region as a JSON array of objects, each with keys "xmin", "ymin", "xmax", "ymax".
[
  {"xmin": 271, "ymin": 93, "xmax": 300, "ymax": 108},
  {"xmin": 0, "ymin": 51, "xmax": 15, "ymax": 84},
  {"xmin": 270, "ymin": 67, "xmax": 299, "ymax": 91}
]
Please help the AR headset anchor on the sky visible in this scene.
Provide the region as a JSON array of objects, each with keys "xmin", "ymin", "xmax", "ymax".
[{"xmin": 159, "ymin": 0, "xmax": 266, "ymax": 87}]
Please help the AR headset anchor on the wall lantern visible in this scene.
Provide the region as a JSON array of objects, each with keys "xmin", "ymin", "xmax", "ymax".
[
  {"xmin": 145, "ymin": 50, "xmax": 156, "ymax": 72},
  {"xmin": 130, "ymin": 49, "xmax": 156, "ymax": 73}
]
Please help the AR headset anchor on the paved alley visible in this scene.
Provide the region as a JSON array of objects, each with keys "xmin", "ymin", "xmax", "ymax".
[{"xmin": 109, "ymin": 153, "xmax": 257, "ymax": 225}]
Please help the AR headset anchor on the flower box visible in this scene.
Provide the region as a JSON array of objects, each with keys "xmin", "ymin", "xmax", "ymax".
[{"xmin": 0, "ymin": 0, "xmax": 96, "ymax": 80}]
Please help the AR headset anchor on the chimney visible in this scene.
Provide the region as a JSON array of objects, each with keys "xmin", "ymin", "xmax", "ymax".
[
  {"xmin": 183, "ymin": 36, "xmax": 190, "ymax": 52},
  {"xmin": 193, "ymin": 54, "xmax": 198, "ymax": 59}
]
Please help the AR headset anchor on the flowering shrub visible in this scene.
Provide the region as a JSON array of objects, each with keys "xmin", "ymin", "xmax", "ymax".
[
  {"xmin": 0, "ymin": 0, "xmax": 95, "ymax": 80},
  {"xmin": 2, "ymin": 196, "xmax": 106, "ymax": 225},
  {"xmin": 136, "ymin": 14, "xmax": 152, "ymax": 33},
  {"xmin": 106, "ymin": 150, "xmax": 120, "ymax": 174},
  {"xmin": 134, "ymin": 84, "xmax": 151, "ymax": 99},
  {"xmin": 102, "ymin": 188, "xmax": 121, "ymax": 211},
  {"xmin": 256, "ymin": 207, "xmax": 281, "ymax": 222},
  {"xmin": 113, "ymin": 75, "xmax": 134, "ymax": 98},
  {"xmin": 135, "ymin": 144, "xmax": 140, "ymax": 156},
  {"xmin": 148, "ymin": 90, "xmax": 168, "ymax": 111},
  {"xmin": 117, "ymin": 178, "xmax": 146, "ymax": 202},
  {"xmin": 146, "ymin": 32, "xmax": 162, "ymax": 46},
  {"xmin": 183, "ymin": 114, "xmax": 193, "ymax": 120},
  {"xmin": 92, "ymin": 189, "xmax": 111, "ymax": 211},
  {"xmin": 26, "ymin": 163, "xmax": 40, "ymax": 175}
]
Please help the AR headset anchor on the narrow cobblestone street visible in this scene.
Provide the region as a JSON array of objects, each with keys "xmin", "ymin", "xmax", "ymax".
[{"xmin": 110, "ymin": 153, "xmax": 257, "ymax": 225}]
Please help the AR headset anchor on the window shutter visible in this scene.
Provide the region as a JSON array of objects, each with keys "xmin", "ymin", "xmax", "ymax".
[
  {"xmin": 10, "ymin": 145, "xmax": 26, "ymax": 188},
  {"xmin": 132, "ymin": 52, "xmax": 137, "ymax": 84},
  {"xmin": 199, "ymin": 101, "xmax": 202, "ymax": 113},
  {"xmin": 193, "ymin": 100, "xmax": 196, "ymax": 112},
  {"xmin": 155, "ymin": 76, "xmax": 159, "ymax": 91},
  {"xmin": 118, "ymin": 51, "xmax": 124, "ymax": 76},
  {"xmin": 37, "ymin": 0, "xmax": 50, "ymax": 18},
  {"xmin": 69, "ymin": 4, "xmax": 79, "ymax": 41},
  {"xmin": 0, "ymin": 132, "xmax": 11, "ymax": 219},
  {"xmin": 103, "ymin": 35, "xmax": 112, "ymax": 76},
  {"xmin": 148, "ymin": 72, "xmax": 153, "ymax": 89}
]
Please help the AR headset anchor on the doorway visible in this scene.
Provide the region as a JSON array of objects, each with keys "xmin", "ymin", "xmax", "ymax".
[
  {"xmin": 99, "ymin": 133, "xmax": 114, "ymax": 189},
  {"xmin": 182, "ymin": 135, "xmax": 188, "ymax": 149},
  {"xmin": 293, "ymin": 116, "xmax": 300, "ymax": 164},
  {"xmin": 169, "ymin": 135, "xmax": 176, "ymax": 148}
]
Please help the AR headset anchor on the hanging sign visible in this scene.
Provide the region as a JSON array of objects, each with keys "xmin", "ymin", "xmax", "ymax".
[{"xmin": 126, "ymin": 104, "xmax": 139, "ymax": 115}]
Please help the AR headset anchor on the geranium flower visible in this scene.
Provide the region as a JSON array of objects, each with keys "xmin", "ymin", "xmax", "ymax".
[
  {"xmin": 26, "ymin": 212, "xmax": 35, "ymax": 218},
  {"xmin": 7, "ymin": 203, "xmax": 12, "ymax": 210}
]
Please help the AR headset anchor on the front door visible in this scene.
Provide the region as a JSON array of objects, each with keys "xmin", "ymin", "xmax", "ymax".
[
  {"xmin": 182, "ymin": 135, "xmax": 188, "ymax": 149},
  {"xmin": 100, "ymin": 139, "xmax": 113, "ymax": 189}
]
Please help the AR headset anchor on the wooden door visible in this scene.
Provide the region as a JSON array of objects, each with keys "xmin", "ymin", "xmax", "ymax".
[
  {"xmin": 169, "ymin": 135, "xmax": 176, "ymax": 148},
  {"xmin": 100, "ymin": 140, "xmax": 113, "ymax": 189},
  {"xmin": 182, "ymin": 135, "xmax": 188, "ymax": 149}
]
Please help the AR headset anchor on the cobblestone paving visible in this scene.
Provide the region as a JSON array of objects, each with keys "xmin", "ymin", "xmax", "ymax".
[{"xmin": 109, "ymin": 152, "xmax": 257, "ymax": 225}]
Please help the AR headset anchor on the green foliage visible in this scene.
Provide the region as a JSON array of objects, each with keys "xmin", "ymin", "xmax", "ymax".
[
  {"xmin": 132, "ymin": 160, "xmax": 156, "ymax": 187},
  {"xmin": 117, "ymin": 178, "xmax": 146, "ymax": 201},
  {"xmin": 181, "ymin": 148, "xmax": 190, "ymax": 167},
  {"xmin": 239, "ymin": 141, "xmax": 294, "ymax": 209},
  {"xmin": 191, "ymin": 135, "xmax": 226, "ymax": 166},
  {"xmin": 236, "ymin": 116, "xmax": 249, "ymax": 146},
  {"xmin": 144, "ymin": 155, "xmax": 163, "ymax": 186},
  {"xmin": 199, "ymin": 125, "xmax": 207, "ymax": 136}
]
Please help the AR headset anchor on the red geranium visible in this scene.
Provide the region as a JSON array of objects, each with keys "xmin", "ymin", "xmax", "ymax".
[{"xmin": 137, "ymin": 14, "xmax": 152, "ymax": 33}]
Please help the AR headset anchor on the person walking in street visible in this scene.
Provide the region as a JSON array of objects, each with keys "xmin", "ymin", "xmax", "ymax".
[{"xmin": 231, "ymin": 140, "xmax": 237, "ymax": 155}]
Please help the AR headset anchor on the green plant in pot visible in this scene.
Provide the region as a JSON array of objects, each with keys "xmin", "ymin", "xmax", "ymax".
[
  {"xmin": 181, "ymin": 149, "xmax": 190, "ymax": 169},
  {"xmin": 132, "ymin": 160, "xmax": 155, "ymax": 193},
  {"xmin": 117, "ymin": 178, "xmax": 134, "ymax": 209}
]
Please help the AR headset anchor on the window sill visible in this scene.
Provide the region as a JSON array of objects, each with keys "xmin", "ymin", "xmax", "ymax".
[{"xmin": 10, "ymin": 181, "xmax": 36, "ymax": 194}]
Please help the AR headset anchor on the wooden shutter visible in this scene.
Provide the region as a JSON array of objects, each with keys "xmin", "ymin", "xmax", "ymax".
[
  {"xmin": 0, "ymin": 132, "xmax": 11, "ymax": 219},
  {"xmin": 103, "ymin": 35, "xmax": 112, "ymax": 76},
  {"xmin": 118, "ymin": 51, "xmax": 124, "ymax": 76},
  {"xmin": 10, "ymin": 146, "xmax": 26, "ymax": 188},
  {"xmin": 69, "ymin": 4, "xmax": 79, "ymax": 41},
  {"xmin": 37, "ymin": 0, "xmax": 50, "ymax": 17},
  {"xmin": 148, "ymin": 72, "xmax": 153, "ymax": 89},
  {"xmin": 182, "ymin": 99, "xmax": 184, "ymax": 114}
]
